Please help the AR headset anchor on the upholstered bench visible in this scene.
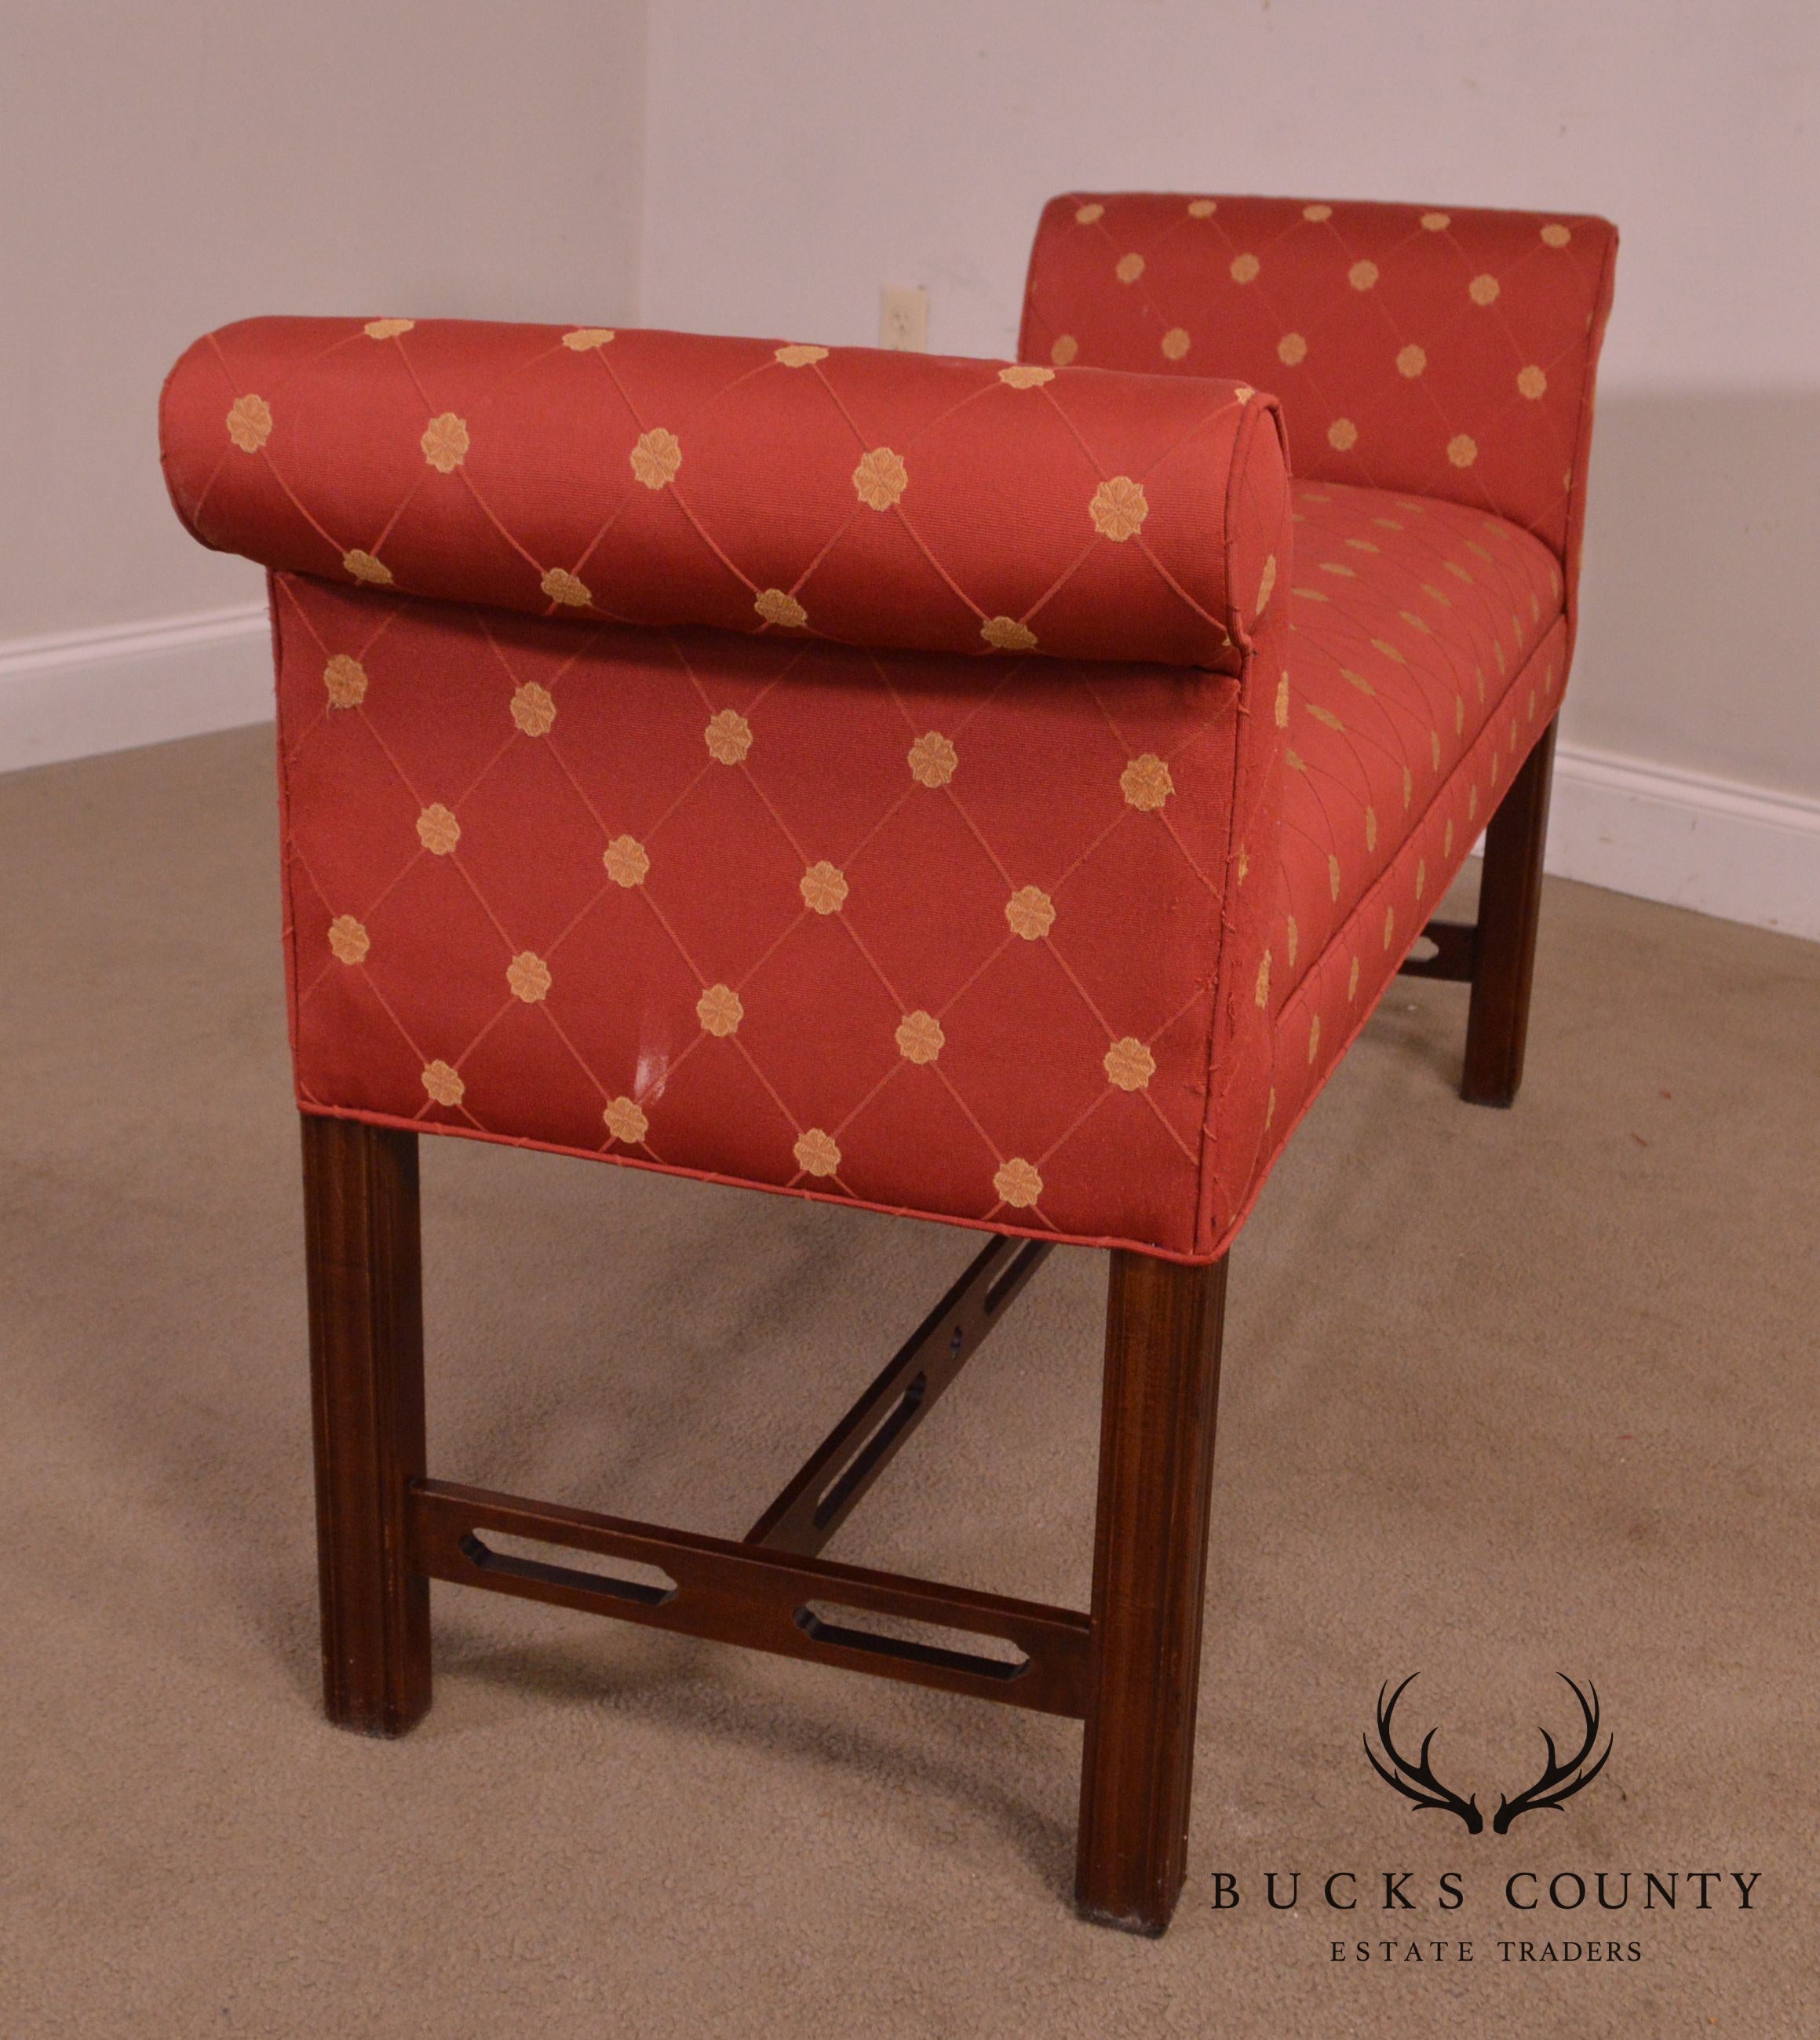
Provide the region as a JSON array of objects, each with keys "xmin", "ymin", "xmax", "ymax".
[{"xmin": 159, "ymin": 192, "xmax": 1616, "ymax": 1934}]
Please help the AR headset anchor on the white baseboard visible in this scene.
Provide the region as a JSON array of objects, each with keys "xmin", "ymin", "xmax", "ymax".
[
  {"xmin": 2, "ymin": 606, "xmax": 1815, "ymax": 943},
  {"xmin": 0, "ymin": 604, "xmax": 271, "ymax": 775},
  {"xmin": 1548, "ymin": 741, "xmax": 1820, "ymax": 942}
]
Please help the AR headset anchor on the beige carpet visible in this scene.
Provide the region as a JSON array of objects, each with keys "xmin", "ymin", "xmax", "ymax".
[{"xmin": 2, "ymin": 725, "xmax": 1815, "ymax": 2038}]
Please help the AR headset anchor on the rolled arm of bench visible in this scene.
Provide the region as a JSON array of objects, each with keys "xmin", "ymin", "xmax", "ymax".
[
  {"xmin": 1020, "ymin": 192, "xmax": 1616, "ymax": 572},
  {"xmin": 160, "ymin": 317, "xmax": 1291, "ymax": 670}
]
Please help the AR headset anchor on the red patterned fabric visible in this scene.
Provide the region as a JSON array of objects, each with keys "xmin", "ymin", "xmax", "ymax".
[
  {"xmin": 255, "ymin": 469, "xmax": 1556, "ymax": 1261},
  {"xmin": 1268, "ymin": 616, "xmax": 1569, "ymax": 1195},
  {"xmin": 1271, "ymin": 480, "xmax": 1561, "ymax": 993},
  {"xmin": 1020, "ymin": 193, "xmax": 1616, "ymax": 577},
  {"xmin": 159, "ymin": 194, "xmax": 1613, "ymax": 1262},
  {"xmin": 161, "ymin": 317, "xmax": 1289, "ymax": 672},
  {"xmin": 271, "ymin": 578, "xmax": 1261, "ymax": 1256}
]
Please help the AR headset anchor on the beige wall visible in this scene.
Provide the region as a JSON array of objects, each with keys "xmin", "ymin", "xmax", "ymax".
[
  {"xmin": 641, "ymin": 0, "xmax": 1820, "ymax": 805},
  {"xmin": 4, "ymin": 0, "xmax": 1815, "ymax": 923},
  {"xmin": 1, "ymin": 0, "xmax": 646, "ymax": 640}
]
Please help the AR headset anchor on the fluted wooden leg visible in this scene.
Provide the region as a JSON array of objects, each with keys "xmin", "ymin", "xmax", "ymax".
[
  {"xmin": 1463, "ymin": 719, "xmax": 1557, "ymax": 1107},
  {"xmin": 1075, "ymin": 1250, "xmax": 1229, "ymax": 1934},
  {"xmin": 301, "ymin": 1112, "xmax": 431, "ymax": 1735}
]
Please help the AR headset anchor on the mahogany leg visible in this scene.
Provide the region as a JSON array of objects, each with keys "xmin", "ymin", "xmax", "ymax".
[
  {"xmin": 301, "ymin": 1112, "xmax": 431, "ymax": 1735},
  {"xmin": 1076, "ymin": 1250, "xmax": 1229, "ymax": 1934},
  {"xmin": 1462, "ymin": 719, "xmax": 1557, "ymax": 1107}
]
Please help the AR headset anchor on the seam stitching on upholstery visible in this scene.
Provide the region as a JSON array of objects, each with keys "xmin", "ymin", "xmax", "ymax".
[
  {"xmin": 295, "ymin": 1097, "xmax": 1223, "ymax": 1266},
  {"xmin": 268, "ymin": 573, "xmax": 308, "ymax": 1092},
  {"xmin": 1191, "ymin": 394, "xmax": 1284, "ymax": 1254}
]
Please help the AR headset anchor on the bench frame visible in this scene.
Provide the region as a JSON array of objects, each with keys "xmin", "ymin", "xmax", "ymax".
[{"xmin": 303, "ymin": 716, "xmax": 1556, "ymax": 1936}]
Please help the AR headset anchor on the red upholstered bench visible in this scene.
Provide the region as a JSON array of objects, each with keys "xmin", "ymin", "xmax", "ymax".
[{"xmin": 159, "ymin": 192, "xmax": 1616, "ymax": 1935}]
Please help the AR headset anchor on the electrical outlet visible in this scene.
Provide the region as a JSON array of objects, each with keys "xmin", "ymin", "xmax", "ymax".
[{"xmin": 879, "ymin": 286, "xmax": 928, "ymax": 352}]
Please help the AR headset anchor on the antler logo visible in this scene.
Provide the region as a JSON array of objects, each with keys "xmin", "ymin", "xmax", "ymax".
[
  {"xmin": 1364, "ymin": 1675, "xmax": 1484, "ymax": 1833},
  {"xmin": 1363, "ymin": 1673, "xmax": 1612, "ymax": 1836}
]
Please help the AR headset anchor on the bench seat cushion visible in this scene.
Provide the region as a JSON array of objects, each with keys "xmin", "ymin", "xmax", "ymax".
[
  {"xmin": 1275, "ymin": 476, "xmax": 1561, "ymax": 991},
  {"xmin": 272, "ymin": 575, "xmax": 1262, "ymax": 1258},
  {"xmin": 1232, "ymin": 476, "xmax": 1566, "ymax": 1227},
  {"xmin": 267, "ymin": 469, "xmax": 1559, "ymax": 1262}
]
